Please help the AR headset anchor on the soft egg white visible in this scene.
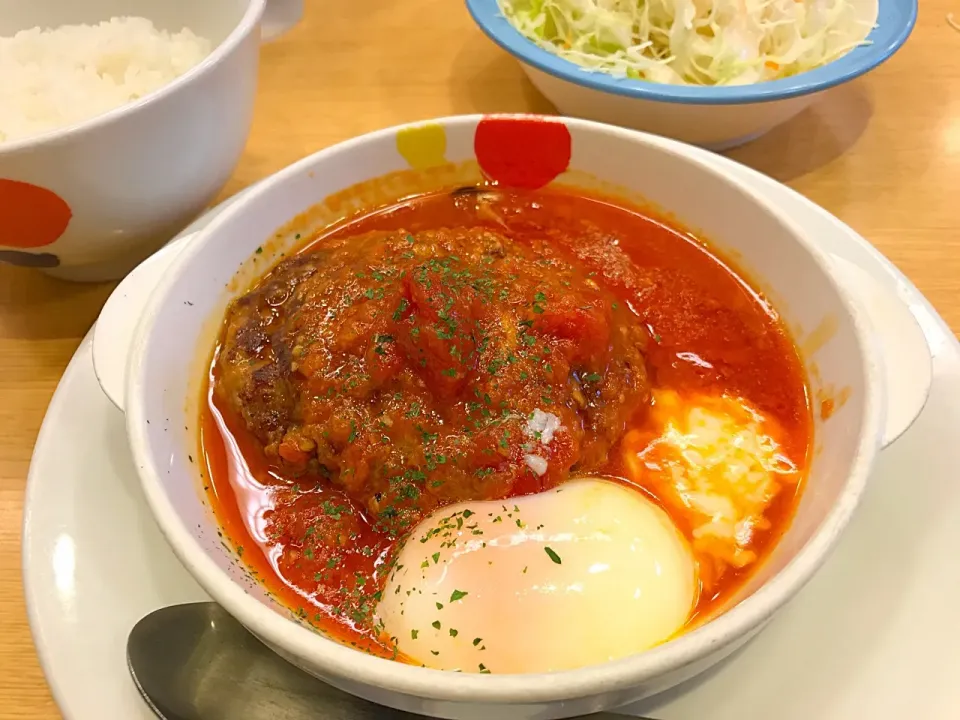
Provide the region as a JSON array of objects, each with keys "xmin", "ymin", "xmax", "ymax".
[
  {"xmin": 375, "ymin": 478, "xmax": 697, "ymax": 673},
  {"xmin": 623, "ymin": 390, "xmax": 800, "ymax": 570}
]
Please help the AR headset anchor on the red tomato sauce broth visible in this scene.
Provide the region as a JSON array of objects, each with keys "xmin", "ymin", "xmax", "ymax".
[{"xmin": 199, "ymin": 185, "xmax": 812, "ymax": 659}]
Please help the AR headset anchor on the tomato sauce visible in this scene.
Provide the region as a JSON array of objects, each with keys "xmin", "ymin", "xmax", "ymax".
[{"xmin": 200, "ymin": 186, "xmax": 811, "ymax": 657}]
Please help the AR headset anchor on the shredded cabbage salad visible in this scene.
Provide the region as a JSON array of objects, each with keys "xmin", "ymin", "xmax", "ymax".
[{"xmin": 497, "ymin": 0, "xmax": 875, "ymax": 86}]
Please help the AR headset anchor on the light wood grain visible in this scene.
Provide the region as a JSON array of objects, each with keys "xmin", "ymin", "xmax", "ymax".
[{"xmin": 1, "ymin": 1, "xmax": 955, "ymax": 717}]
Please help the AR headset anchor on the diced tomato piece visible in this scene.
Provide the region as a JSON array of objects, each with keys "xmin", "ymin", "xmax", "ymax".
[
  {"xmin": 398, "ymin": 270, "xmax": 479, "ymax": 398},
  {"xmin": 536, "ymin": 302, "xmax": 611, "ymax": 363}
]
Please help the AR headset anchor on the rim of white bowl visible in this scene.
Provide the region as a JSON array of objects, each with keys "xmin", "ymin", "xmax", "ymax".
[
  {"xmin": 465, "ymin": 0, "xmax": 918, "ymax": 106},
  {"xmin": 127, "ymin": 115, "xmax": 884, "ymax": 704},
  {"xmin": 0, "ymin": 0, "xmax": 267, "ymax": 156}
]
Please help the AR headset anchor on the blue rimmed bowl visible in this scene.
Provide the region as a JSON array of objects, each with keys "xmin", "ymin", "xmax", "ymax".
[{"xmin": 466, "ymin": 0, "xmax": 917, "ymax": 150}]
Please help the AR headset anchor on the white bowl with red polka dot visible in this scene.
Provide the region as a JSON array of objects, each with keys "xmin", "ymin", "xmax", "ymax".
[
  {"xmin": 0, "ymin": 0, "xmax": 272, "ymax": 282},
  {"xmin": 118, "ymin": 114, "xmax": 931, "ymax": 719}
]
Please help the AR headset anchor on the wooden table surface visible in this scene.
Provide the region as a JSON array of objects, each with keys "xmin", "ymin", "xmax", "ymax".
[{"xmin": 1, "ymin": 0, "xmax": 955, "ymax": 716}]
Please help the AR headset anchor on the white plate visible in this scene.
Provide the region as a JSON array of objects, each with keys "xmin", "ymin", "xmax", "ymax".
[{"xmin": 23, "ymin": 152, "xmax": 960, "ymax": 720}]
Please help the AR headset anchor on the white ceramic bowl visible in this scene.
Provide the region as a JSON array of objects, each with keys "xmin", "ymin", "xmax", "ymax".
[
  {"xmin": 117, "ymin": 116, "xmax": 930, "ymax": 719},
  {"xmin": 465, "ymin": 0, "xmax": 917, "ymax": 150},
  {"xmin": 0, "ymin": 0, "xmax": 268, "ymax": 282}
]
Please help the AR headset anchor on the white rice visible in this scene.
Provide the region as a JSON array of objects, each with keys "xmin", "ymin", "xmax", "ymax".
[{"xmin": 0, "ymin": 17, "xmax": 211, "ymax": 144}]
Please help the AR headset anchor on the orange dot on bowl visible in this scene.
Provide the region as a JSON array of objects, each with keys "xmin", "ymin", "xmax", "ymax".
[{"xmin": 0, "ymin": 179, "xmax": 72, "ymax": 249}]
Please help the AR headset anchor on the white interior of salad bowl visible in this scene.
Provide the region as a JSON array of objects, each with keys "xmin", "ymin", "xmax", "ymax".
[{"xmin": 126, "ymin": 116, "xmax": 881, "ymax": 719}]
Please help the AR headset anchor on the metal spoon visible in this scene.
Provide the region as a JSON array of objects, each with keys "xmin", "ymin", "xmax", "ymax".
[{"xmin": 127, "ymin": 602, "xmax": 640, "ymax": 720}]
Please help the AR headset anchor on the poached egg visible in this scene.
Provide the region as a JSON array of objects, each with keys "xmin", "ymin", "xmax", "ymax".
[{"xmin": 375, "ymin": 478, "xmax": 697, "ymax": 673}]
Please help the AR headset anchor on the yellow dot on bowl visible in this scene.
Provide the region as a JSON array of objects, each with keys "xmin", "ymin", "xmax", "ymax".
[{"xmin": 396, "ymin": 124, "xmax": 447, "ymax": 170}]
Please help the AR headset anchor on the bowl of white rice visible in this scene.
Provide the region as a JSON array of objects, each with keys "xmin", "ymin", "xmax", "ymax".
[{"xmin": 0, "ymin": 0, "xmax": 270, "ymax": 281}]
